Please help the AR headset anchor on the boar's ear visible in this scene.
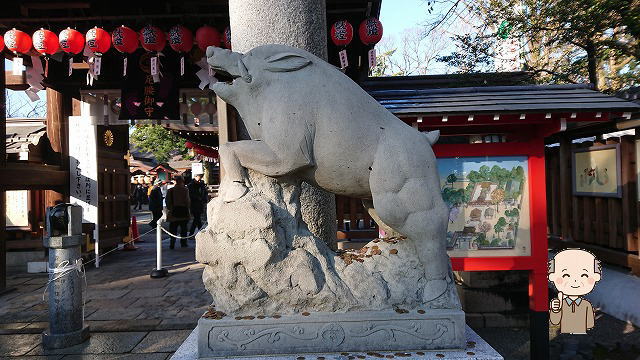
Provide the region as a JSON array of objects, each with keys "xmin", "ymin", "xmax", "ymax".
[{"xmin": 264, "ymin": 52, "xmax": 311, "ymax": 72}]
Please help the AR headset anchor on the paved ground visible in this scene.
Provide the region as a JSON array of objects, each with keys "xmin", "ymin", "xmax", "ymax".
[
  {"xmin": 1, "ymin": 207, "xmax": 639, "ymax": 359},
  {"xmin": 0, "ymin": 207, "xmax": 210, "ymax": 359}
]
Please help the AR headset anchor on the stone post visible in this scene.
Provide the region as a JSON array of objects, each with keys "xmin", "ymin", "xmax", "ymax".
[
  {"xmin": 228, "ymin": 0, "xmax": 337, "ymax": 249},
  {"xmin": 43, "ymin": 204, "xmax": 89, "ymax": 349}
]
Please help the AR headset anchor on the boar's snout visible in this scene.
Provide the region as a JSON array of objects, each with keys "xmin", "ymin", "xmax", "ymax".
[{"xmin": 205, "ymin": 46, "xmax": 219, "ymax": 59}]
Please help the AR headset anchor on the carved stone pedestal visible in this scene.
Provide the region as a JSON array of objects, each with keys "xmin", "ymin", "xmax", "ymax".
[{"xmin": 197, "ymin": 310, "xmax": 465, "ymax": 358}]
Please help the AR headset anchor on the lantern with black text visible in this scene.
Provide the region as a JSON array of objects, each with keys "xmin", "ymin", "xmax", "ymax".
[
  {"xmin": 33, "ymin": 29, "xmax": 59, "ymax": 77},
  {"xmin": 4, "ymin": 29, "xmax": 32, "ymax": 54},
  {"xmin": 86, "ymin": 27, "xmax": 111, "ymax": 54},
  {"xmin": 223, "ymin": 26, "xmax": 231, "ymax": 49},
  {"xmin": 85, "ymin": 27, "xmax": 110, "ymax": 85},
  {"xmin": 59, "ymin": 28, "xmax": 84, "ymax": 54},
  {"xmin": 140, "ymin": 25, "xmax": 166, "ymax": 52},
  {"xmin": 112, "ymin": 26, "xmax": 138, "ymax": 77},
  {"xmin": 196, "ymin": 25, "xmax": 221, "ymax": 51},
  {"xmin": 112, "ymin": 26, "xmax": 138, "ymax": 54},
  {"xmin": 330, "ymin": 20, "xmax": 353, "ymax": 47},
  {"xmin": 140, "ymin": 25, "xmax": 166, "ymax": 83},
  {"xmin": 33, "ymin": 29, "xmax": 59, "ymax": 55},
  {"xmin": 169, "ymin": 25, "xmax": 193, "ymax": 76},
  {"xmin": 330, "ymin": 20, "xmax": 353, "ymax": 69},
  {"xmin": 358, "ymin": 18, "xmax": 383, "ymax": 45},
  {"xmin": 358, "ymin": 18, "xmax": 383, "ymax": 69}
]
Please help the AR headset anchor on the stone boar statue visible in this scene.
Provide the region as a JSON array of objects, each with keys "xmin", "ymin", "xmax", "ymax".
[{"xmin": 207, "ymin": 44, "xmax": 451, "ymax": 301}]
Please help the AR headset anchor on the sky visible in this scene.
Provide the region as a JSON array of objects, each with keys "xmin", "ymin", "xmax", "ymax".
[
  {"xmin": 379, "ymin": 0, "xmax": 431, "ymax": 39},
  {"xmin": 378, "ymin": 0, "xmax": 463, "ymax": 74}
]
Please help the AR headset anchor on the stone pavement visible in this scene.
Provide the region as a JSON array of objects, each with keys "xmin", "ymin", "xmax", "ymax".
[
  {"xmin": 2, "ymin": 207, "xmax": 639, "ymax": 359},
  {"xmin": 0, "ymin": 207, "xmax": 211, "ymax": 359}
]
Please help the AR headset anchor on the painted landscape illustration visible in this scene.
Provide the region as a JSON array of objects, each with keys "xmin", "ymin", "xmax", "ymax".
[{"xmin": 438, "ymin": 156, "xmax": 527, "ymax": 250}]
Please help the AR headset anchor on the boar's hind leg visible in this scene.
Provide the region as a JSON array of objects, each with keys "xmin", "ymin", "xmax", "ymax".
[{"xmin": 222, "ymin": 140, "xmax": 312, "ymax": 178}]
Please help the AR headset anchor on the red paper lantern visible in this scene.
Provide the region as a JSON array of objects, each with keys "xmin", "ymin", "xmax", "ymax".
[
  {"xmin": 358, "ymin": 17, "xmax": 383, "ymax": 45},
  {"xmin": 140, "ymin": 25, "xmax": 166, "ymax": 52},
  {"xmin": 59, "ymin": 28, "xmax": 84, "ymax": 54},
  {"xmin": 4, "ymin": 29, "xmax": 32, "ymax": 54},
  {"xmin": 112, "ymin": 26, "xmax": 138, "ymax": 54},
  {"xmin": 0, "ymin": 36, "xmax": 4, "ymax": 52},
  {"xmin": 168, "ymin": 25, "xmax": 193, "ymax": 53},
  {"xmin": 33, "ymin": 29, "xmax": 59, "ymax": 55},
  {"xmin": 196, "ymin": 25, "xmax": 221, "ymax": 51},
  {"xmin": 223, "ymin": 26, "xmax": 231, "ymax": 49},
  {"xmin": 86, "ymin": 27, "xmax": 111, "ymax": 54},
  {"xmin": 330, "ymin": 20, "xmax": 353, "ymax": 47}
]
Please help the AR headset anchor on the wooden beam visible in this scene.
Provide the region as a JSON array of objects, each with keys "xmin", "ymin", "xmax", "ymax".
[
  {"xmin": 0, "ymin": 163, "xmax": 68, "ymax": 190},
  {"xmin": 5, "ymin": 71, "xmax": 28, "ymax": 91},
  {"xmin": 45, "ymin": 88, "xmax": 72, "ymax": 208}
]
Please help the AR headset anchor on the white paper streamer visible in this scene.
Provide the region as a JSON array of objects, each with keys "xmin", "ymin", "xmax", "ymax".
[
  {"xmin": 123, "ymin": 57, "xmax": 127, "ymax": 77},
  {"xmin": 180, "ymin": 56, "xmax": 185, "ymax": 76},
  {"xmin": 68, "ymin": 58, "xmax": 73, "ymax": 76},
  {"xmin": 339, "ymin": 49, "xmax": 348, "ymax": 69},
  {"xmin": 195, "ymin": 58, "xmax": 218, "ymax": 90},
  {"xmin": 12, "ymin": 57, "xmax": 23, "ymax": 75},
  {"xmin": 84, "ymin": 47, "xmax": 97, "ymax": 86},
  {"xmin": 25, "ymin": 56, "xmax": 45, "ymax": 101}
]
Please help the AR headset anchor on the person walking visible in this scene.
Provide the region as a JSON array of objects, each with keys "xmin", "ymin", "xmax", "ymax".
[
  {"xmin": 165, "ymin": 176, "xmax": 191, "ymax": 249},
  {"xmin": 188, "ymin": 174, "xmax": 207, "ymax": 236},
  {"xmin": 148, "ymin": 179, "xmax": 164, "ymax": 229},
  {"xmin": 133, "ymin": 184, "xmax": 145, "ymax": 210}
]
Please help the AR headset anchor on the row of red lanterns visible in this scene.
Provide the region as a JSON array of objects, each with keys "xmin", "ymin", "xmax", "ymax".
[
  {"xmin": 329, "ymin": 17, "xmax": 383, "ymax": 48},
  {"xmin": 1, "ymin": 25, "xmax": 232, "ymax": 57}
]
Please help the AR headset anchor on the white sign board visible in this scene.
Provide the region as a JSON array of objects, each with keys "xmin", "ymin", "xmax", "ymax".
[
  {"xmin": 5, "ymin": 190, "xmax": 29, "ymax": 227},
  {"xmin": 192, "ymin": 162, "xmax": 204, "ymax": 175},
  {"xmin": 68, "ymin": 116, "xmax": 99, "ymax": 244}
]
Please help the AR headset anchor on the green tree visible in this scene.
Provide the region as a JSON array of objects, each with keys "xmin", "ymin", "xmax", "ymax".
[
  {"xmin": 469, "ymin": 0, "xmax": 640, "ymax": 91},
  {"xmin": 505, "ymin": 208, "xmax": 520, "ymax": 223},
  {"xmin": 436, "ymin": 33, "xmax": 496, "ymax": 73},
  {"xmin": 491, "ymin": 188, "xmax": 506, "ymax": 211},
  {"xmin": 130, "ymin": 125, "xmax": 188, "ymax": 163},
  {"xmin": 467, "ymin": 170, "xmax": 484, "ymax": 183},
  {"xmin": 494, "ymin": 217, "xmax": 508, "ymax": 239},
  {"xmin": 446, "ymin": 173, "xmax": 458, "ymax": 188}
]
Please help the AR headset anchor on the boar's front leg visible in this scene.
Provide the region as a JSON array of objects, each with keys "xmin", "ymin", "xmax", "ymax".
[{"xmin": 219, "ymin": 139, "xmax": 313, "ymax": 202}]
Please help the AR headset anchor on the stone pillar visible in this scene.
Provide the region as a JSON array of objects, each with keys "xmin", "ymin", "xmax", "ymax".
[
  {"xmin": 43, "ymin": 204, "xmax": 89, "ymax": 348},
  {"xmin": 228, "ymin": 0, "xmax": 337, "ymax": 249}
]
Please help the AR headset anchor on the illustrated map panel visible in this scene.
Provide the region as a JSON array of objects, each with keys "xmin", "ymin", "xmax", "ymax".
[{"xmin": 438, "ymin": 156, "xmax": 531, "ymax": 258}]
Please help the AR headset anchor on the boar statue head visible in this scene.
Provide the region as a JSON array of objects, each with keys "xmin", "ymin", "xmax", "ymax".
[{"xmin": 206, "ymin": 45, "xmax": 313, "ymax": 104}]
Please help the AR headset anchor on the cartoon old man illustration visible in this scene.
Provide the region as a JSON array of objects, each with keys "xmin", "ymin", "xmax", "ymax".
[{"xmin": 548, "ymin": 249, "xmax": 601, "ymax": 334}]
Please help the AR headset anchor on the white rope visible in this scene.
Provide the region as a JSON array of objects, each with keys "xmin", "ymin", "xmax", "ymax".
[
  {"xmin": 43, "ymin": 258, "xmax": 88, "ymax": 322},
  {"xmin": 158, "ymin": 223, "xmax": 207, "ymax": 239}
]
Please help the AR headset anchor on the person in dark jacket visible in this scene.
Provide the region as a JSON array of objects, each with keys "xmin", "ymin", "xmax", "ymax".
[
  {"xmin": 188, "ymin": 174, "xmax": 207, "ymax": 236},
  {"xmin": 133, "ymin": 184, "xmax": 146, "ymax": 210},
  {"xmin": 166, "ymin": 176, "xmax": 191, "ymax": 249},
  {"xmin": 148, "ymin": 179, "xmax": 164, "ymax": 229}
]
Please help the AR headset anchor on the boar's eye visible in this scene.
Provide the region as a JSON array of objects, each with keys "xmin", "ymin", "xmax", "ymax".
[{"xmin": 562, "ymin": 274, "xmax": 570, "ymax": 278}]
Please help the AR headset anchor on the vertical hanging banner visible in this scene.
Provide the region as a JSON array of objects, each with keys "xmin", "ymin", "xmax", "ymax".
[
  {"xmin": 368, "ymin": 48, "xmax": 376, "ymax": 68},
  {"xmin": 119, "ymin": 50, "xmax": 180, "ymax": 121},
  {"xmin": 338, "ymin": 49, "xmax": 348, "ymax": 69},
  {"xmin": 68, "ymin": 115, "xmax": 99, "ymax": 262},
  {"xmin": 12, "ymin": 57, "xmax": 23, "ymax": 75}
]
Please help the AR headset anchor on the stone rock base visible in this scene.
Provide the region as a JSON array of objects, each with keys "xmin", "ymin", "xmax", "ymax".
[
  {"xmin": 172, "ymin": 322, "xmax": 502, "ymax": 360},
  {"xmin": 197, "ymin": 310, "xmax": 465, "ymax": 358}
]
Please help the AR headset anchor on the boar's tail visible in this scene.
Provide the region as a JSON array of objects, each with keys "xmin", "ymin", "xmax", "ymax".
[{"xmin": 423, "ymin": 130, "xmax": 440, "ymax": 145}]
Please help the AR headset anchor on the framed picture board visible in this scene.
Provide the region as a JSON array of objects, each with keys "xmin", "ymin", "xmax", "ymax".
[
  {"xmin": 572, "ymin": 144, "xmax": 622, "ymax": 198},
  {"xmin": 437, "ymin": 155, "xmax": 531, "ymax": 258}
]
